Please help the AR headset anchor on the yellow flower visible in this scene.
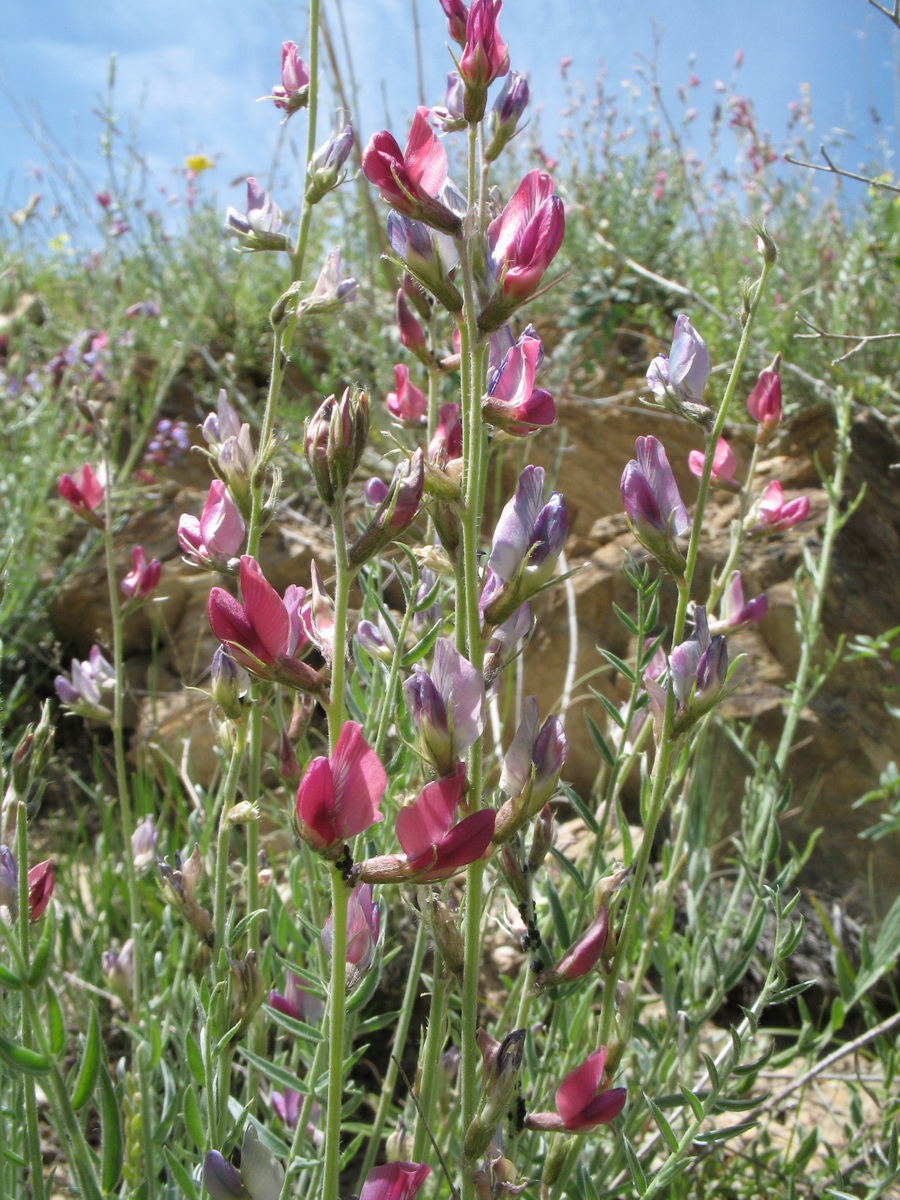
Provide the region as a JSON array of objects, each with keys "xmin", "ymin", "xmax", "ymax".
[{"xmin": 184, "ymin": 154, "xmax": 215, "ymax": 173}]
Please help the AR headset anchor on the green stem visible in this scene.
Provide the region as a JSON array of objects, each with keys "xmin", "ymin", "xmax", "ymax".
[
  {"xmin": 410, "ymin": 955, "xmax": 450, "ymax": 1164},
  {"xmin": 357, "ymin": 922, "xmax": 429, "ymax": 1182},
  {"xmin": 774, "ymin": 388, "xmax": 853, "ymax": 771},
  {"xmin": 14, "ymin": 803, "xmax": 44, "ymax": 1200},
  {"xmin": 213, "ymin": 720, "xmax": 248, "ymax": 955},
  {"xmin": 322, "ymin": 868, "xmax": 350, "ymax": 1200},
  {"xmin": 327, "ymin": 499, "xmax": 351, "ymax": 748}
]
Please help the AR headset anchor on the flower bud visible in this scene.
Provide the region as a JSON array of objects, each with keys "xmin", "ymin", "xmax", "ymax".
[
  {"xmin": 306, "ymin": 121, "xmax": 354, "ymax": 204},
  {"xmin": 305, "ymin": 387, "xmax": 370, "ymax": 505},
  {"xmin": 485, "ymin": 71, "xmax": 529, "ymax": 162}
]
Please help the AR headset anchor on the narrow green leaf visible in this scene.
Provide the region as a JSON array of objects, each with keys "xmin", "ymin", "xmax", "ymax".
[
  {"xmin": 644, "ymin": 1094, "xmax": 679, "ymax": 1152},
  {"xmin": 164, "ymin": 1147, "xmax": 199, "ymax": 1200},
  {"xmin": 183, "ymin": 1086, "xmax": 205, "ymax": 1151},
  {"xmin": 545, "ymin": 878, "xmax": 571, "ymax": 948},
  {"xmin": 622, "ymin": 1137, "xmax": 647, "ymax": 1194},
  {"xmin": 679, "ymin": 1085, "xmax": 704, "ymax": 1122},
  {"xmin": 228, "ymin": 907, "xmax": 269, "ymax": 947},
  {"xmin": 768, "ymin": 980, "xmax": 816, "ymax": 1005},
  {"xmin": 560, "ymin": 782, "xmax": 600, "ymax": 834},
  {"xmin": 70, "ymin": 1004, "xmax": 102, "ymax": 1111},
  {"xmin": 98, "ymin": 1067, "xmax": 124, "ymax": 1193},
  {"xmin": 598, "ymin": 648, "xmax": 636, "ymax": 683},
  {"xmin": 700, "ymin": 1052, "xmax": 720, "ymax": 1093},
  {"xmin": 186, "ymin": 1030, "xmax": 206, "ymax": 1088},
  {"xmin": 693, "ymin": 1119, "xmax": 758, "ymax": 1145},
  {"xmin": 401, "ymin": 621, "xmax": 442, "ymax": 668},
  {"xmin": 548, "ymin": 847, "xmax": 585, "ymax": 892},
  {"xmin": 612, "ymin": 603, "xmax": 639, "ymax": 636},
  {"xmin": 0, "ymin": 962, "xmax": 23, "ymax": 989},
  {"xmin": 0, "ymin": 1032, "xmax": 52, "ymax": 1076},
  {"xmin": 26, "ymin": 907, "xmax": 55, "ymax": 987},
  {"xmin": 240, "ymin": 1046, "xmax": 307, "ymax": 1094},
  {"xmin": 44, "ymin": 984, "xmax": 66, "ymax": 1057},
  {"xmin": 585, "ymin": 714, "xmax": 615, "ymax": 769}
]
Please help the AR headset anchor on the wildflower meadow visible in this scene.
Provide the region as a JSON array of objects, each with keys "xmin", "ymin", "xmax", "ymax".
[{"xmin": 2, "ymin": 2, "xmax": 900, "ymax": 1199}]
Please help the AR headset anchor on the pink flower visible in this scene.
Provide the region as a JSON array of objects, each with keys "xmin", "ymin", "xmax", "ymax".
[
  {"xmin": 459, "ymin": 0, "xmax": 510, "ymax": 107},
  {"xmin": 27, "ymin": 860, "xmax": 54, "ymax": 921},
  {"xmin": 428, "ymin": 401, "xmax": 463, "ymax": 461},
  {"xmin": 386, "ymin": 364, "xmax": 427, "ymax": 425},
  {"xmin": 709, "ymin": 570, "xmax": 768, "ymax": 633},
  {"xmin": 688, "ymin": 437, "xmax": 740, "ymax": 490},
  {"xmin": 746, "ymin": 356, "xmax": 782, "ymax": 441},
  {"xmin": 121, "ymin": 546, "xmax": 161, "ymax": 601},
  {"xmin": 751, "ymin": 481, "xmax": 810, "ymax": 533},
  {"xmin": 178, "ymin": 480, "xmax": 245, "ymax": 567},
  {"xmin": 208, "ymin": 556, "xmax": 322, "ymax": 693},
  {"xmin": 272, "ymin": 41, "xmax": 310, "ymax": 116},
  {"xmin": 526, "ymin": 1048, "xmax": 626, "ymax": 1132},
  {"xmin": 359, "ymin": 1162, "xmax": 431, "ymax": 1200},
  {"xmin": 439, "ymin": 0, "xmax": 469, "ymax": 45},
  {"xmin": 395, "ymin": 764, "xmax": 496, "ymax": 881},
  {"xmin": 554, "ymin": 906, "xmax": 609, "ymax": 980},
  {"xmin": 295, "ymin": 722, "xmax": 386, "ymax": 855},
  {"xmin": 486, "ymin": 170, "xmax": 565, "ymax": 307},
  {"xmin": 362, "ymin": 108, "xmax": 462, "ymax": 236},
  {"xmin": 483, "ymin": 327, "xmax": 556, "ymax": 436},
  {"xmin": 268, "ymin": 971, "xmax": 325, "ymax": 1025},
  {"xmin": 322, "ymin": 882, "xmax": 381, "ymax": 973},
  {"xmin": 58, "ymin": 463, "xmax": 105, "ymax": 524},
  {"xmin": 396, "ymin": 290, "xmax": 428, "ymax": 362}
]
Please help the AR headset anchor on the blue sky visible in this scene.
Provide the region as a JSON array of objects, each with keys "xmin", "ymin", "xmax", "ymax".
[{"xmin": 1, "ymin": 0, "xmax": 897, "ymax": 243}]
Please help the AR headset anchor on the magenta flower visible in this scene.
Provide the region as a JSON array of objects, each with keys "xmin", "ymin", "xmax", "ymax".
[
  {"xmin": 621, "ymin": 435, "xmax": 690, "ymax": 575},
  {"xmin": 709, "ymin": 570, "xmax": 768, "ymax": 633},
  {"xmin": 439, "ymin": 0, "xmax": 469, "ymax": 44},
  {"xmin": 362, "ymin": 107, "xmax": 463, "ymax": 236},
  {"xmin": 27, "ymin": 860, "xmax": 54, "ymax": 921},
  {"xmin": 647, "ymin": 315, "xmax": 711, "ymax": 412},
  {"xmin": 349, "ymin": 449, "xmax": 425, "ymax": 569},
  {"xmin": 428, "ymin": 401, "xmax": 463, "ymax": 462},
  {"xmin": 386, "ymin": 364, "xmax": 427, "ymax": 425},
  {"xmin": 58, "ymin": 462, "xmax": 105, "ymax": 524},
  {"xmin": 554, "ymin": 906, "xmax": 609, "ymax": 981},
  {"xmin": 322, "ymin": 882, "xmax": 381, "ymax": 977},
  {"xmin": 359, "ymin": 1162, "xmax": 431, "ymax": 1200},
  {"xmin": 272, "ymin": 41, "xmax": 310, "ymax": 116},
  {"xmin": 483, "ymin": 327, "xmax": 556, "ymax": 436},
  {"xmin": 751, "ymin": 480, "xmax": 810, "ymax": 533},
  {"xmin": 295, "ymin": 722, "xmax": 386, "ymax": 856},
  {"xmin": 459, "ymin": 0, "xmax": 510, "ymax": 120},
  {"xmin": 402, "ymin": 639, "xmax": 484, "ymax": 775},
  {"xmin": 393, "ymin": 764, "xmax": 496, "ymax": 881},
  {"xmin": 225, "ymin": 178, "xmax": 291, "ymax": 252},
  {"xmin": 688, "ymin": 436, "xmax": 740, "ymax": 491},
  {"xmin": 268, "ymin": 971, "xmax": 325, "ymax": 1025},
  {"xmin": 120, "ymin": 546, "xmax": 161, "ymax": 601},
  {"xmin": 208, "ymin": 556, "xmax": 322, "ymax": 693},
  {"xmin": 178, "ymin": 480, "xmax": 246, "ymax": 568},
  {"xmin": 746, "ymin": 356, "xmax": 782, "ymax": 441},
  {"xmin": 526, "ymin": 1047, "xmax": 626, "ymax": 1132},
  {"xmin": 481, "ymin": 170, "xmax": 565, "ymax": 327},
  {"xmin": 396, "ymin": 290, "xmax": 428, "ymax": 361}
]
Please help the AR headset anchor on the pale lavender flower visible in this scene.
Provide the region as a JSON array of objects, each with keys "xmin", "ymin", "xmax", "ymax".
[
  {"xmin": 647, "ymin": 314, "xmax": 711, "ymax": 408},
  {"xmin": 709, "ymin": 571, "xmax": 768, "ymax": 633},
  {"xmin": 225, "ymin": 178, "xmax": 291, "ymax": 252},
  {"xmin": 621, "ymin": 436, "xmax": 690, "ymax": 575},
  {"xmin": 402, "ymin": 638, "xmax": 485, "ymax": 775}
]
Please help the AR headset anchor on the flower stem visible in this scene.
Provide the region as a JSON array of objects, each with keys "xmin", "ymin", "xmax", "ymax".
[{"xmin": 322, "ymin": 866, "xmax": 350, "ymax": 1200}]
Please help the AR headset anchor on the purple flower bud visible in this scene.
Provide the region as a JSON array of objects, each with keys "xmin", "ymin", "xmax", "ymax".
[
  {"xmin": 402, "ymin": 638, "xmax": 484, "ymax": 774},
  {"xmin": 709, "ymin": 571, "xmax": 768, "ymax": 633},
  {"xmin": 485, "ymin": 70, "xmax": 529, "ymax": 162},
  {"xmin": 646, "ymin": 315, "xmax": 711, "ymax": 416},
  {"xmin": 306, "ymin": 122, "xmax": 354, "ymax": 203},
  {"xmin": 621, "ymin": 436, "xmax": 690, "ymax": 575},
  {"xmin": 225, "ymin": 178, "xmax": 291, "ymax": 252},
  {"xmin": 387, "ymin": 213, "xmax": 462, "ymax": 314},
  {"xmin": 203, "ymin": 1152, "xmax": 247, "ymax": 1200},
  {"xmin": 303, "ymin": 247, "xmax": 357, "ymax": 314}
]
